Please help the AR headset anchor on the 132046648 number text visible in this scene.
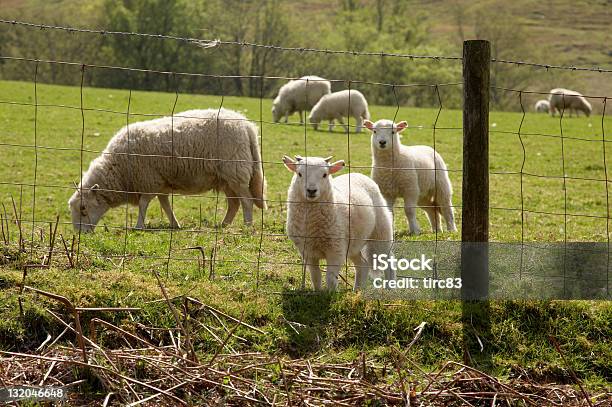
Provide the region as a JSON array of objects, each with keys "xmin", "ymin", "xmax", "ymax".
[{"xmin": 0, "ymin": 386, "xmax": 68, "ymax": 402}]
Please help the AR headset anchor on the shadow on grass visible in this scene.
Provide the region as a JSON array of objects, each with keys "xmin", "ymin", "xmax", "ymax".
[{"xmin": 279, "ymin": 289, "xmax": 338, "ymax": 357}]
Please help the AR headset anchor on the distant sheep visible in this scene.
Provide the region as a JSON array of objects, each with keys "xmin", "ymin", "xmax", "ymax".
[
  {"xmin": 283, "ymin": 155, "xmax": 394, "ymax": 291},
  {"xmin": 272, "ymin": 76, "xmax": 331, "ymax": 124},
  {"xmin": 534, "ymin": 100, "xmax": 550, "ymax": 113},
  {"xmin": 69, "ymin": 108, "xmax": 267, "ymax": 232},
  {"xmin": 365, "ymin": 119, "xmax": 456, "ymax": 235},
  {"xmin": 548, "ymin": 88, "xmax": 592, "ymax": 117},
  {"xmin": 308, "ymin": 89, "xmax": 370, "ymax": 133}
]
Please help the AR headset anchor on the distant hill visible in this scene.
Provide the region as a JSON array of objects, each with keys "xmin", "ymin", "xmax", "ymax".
[{"xmin": 412, "ymin": 0, "xmax": 610, "ymax": 68}]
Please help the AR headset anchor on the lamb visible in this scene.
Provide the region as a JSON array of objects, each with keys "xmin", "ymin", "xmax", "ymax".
[
  {"xmin": 534, "ymin": 99, "xmax": 550, "ymax": 113},
  {"xmin": 548, "ymin": 88, "xmax": 592, "ymax": 117},
  {"xmin": 283, "ymin": 155, "xmax": 394, "ymax": 291},
  {"xmin": 308, "ymin": 89, "xmax": 370, "ymax": 133},
  {"xmin": 365, "ymin": 119, "xmax": 456, "ymax": 235},
  {"xmin": 68, "ymin": 108, "xmax": 267, "ymax": 233},
  {"xmin": 272, "ymin": 76, "xmax": 331, "ymax": 124}
]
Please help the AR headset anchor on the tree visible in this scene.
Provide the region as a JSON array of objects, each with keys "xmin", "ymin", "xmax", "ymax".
[{"xmin": 472, "ymin": 6, "xmax": 540, "ymax": 109}]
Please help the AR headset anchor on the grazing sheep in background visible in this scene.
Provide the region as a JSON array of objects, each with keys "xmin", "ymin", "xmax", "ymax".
[
  {"xmin": 535, "ymin": 100, "xmax": 550, "ymax": 113},
  {"xmin": 548, "ymin": 88, "xmax": 592, "ymax": 117},
  {"xmin": 283, "ymin": 155, "xmax": 394, "ymax": 291},
  {"xmin": 272, "ymin": 76, "xmax": 331, "ymax": 124},
  {"xmin": 365, "ymin": 119, "xmax": 456, "ymax": 236},
  {"xmin": 308, "ymin": 89, "xmax": 370, "ymax": 133},
  {"xmin": 69, "ymin": 108, "xmax": 267, "ymax": 232}
]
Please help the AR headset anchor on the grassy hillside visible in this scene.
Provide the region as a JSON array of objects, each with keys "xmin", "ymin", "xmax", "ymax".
[
  {"xmin": 0, "ymin": 81, "xmax": 610, "ymax": 403},
  {"xmin": 417, "ymin": 0, "xmax": 611, "ymax": 65}
]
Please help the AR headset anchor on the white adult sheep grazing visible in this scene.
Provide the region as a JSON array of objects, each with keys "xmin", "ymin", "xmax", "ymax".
[
  {"xmin": 365, "ymin": 119, "xmax": 456, "ymax": 235},
  {"xmin": 308, "ymin": 89, "xmax": 370, "ymax": 133},
  {"xmin": 548, "ymin": 88, "xmax": 592, "ymax": 117},
  {"xmin": 68, "ymin": 108, "xmax": 267, "ymax": 232},
  {"xmin": 535, "ymin": 100, "xmax": 550, "ymax": 113},
  {"xmin": 283, "ymin": 155, "xmax": 394, "ymax": 291},
  {"xmin": 272, "ymin": 76, "xmax": 331, "ymax": 124}
]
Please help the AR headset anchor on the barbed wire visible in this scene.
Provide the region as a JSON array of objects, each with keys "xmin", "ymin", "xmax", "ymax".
[{"xmin": 1, "ymin": 19, "xmax": 611, "ymax": 73}]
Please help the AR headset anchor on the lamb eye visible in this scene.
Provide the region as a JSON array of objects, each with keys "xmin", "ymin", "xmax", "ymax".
[
  {"xmin": 298, "ymin": 172, "xmax": 302, "ymax": 177},
  {"xmin": 323, "ymin": 173, "xmax": 327, "ymax": 178}
]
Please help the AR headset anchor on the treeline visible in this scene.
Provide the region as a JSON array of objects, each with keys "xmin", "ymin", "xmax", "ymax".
[{"xmin": 0, "ymin": 0, "xmax": 571, "ymax": 109}]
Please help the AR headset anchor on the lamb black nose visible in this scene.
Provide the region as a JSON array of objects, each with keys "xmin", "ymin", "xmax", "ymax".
[
  {"xmin": 379, "ymin": 140, "xmax": 387, "ymax": 147},
  {"xmin": 307, "ymin": 188, "xmax": 317, "ymax": 196}
]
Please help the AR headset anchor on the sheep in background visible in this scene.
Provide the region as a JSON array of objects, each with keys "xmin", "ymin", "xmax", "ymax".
[
  {"xmin": 283, "ymin": 155, "xmax": 394, "ymax": 291},
  {"xmin": 272, "ymin": 76, "xmax": 331, "ymax": 124},
  {"xmin": 365, "ymin": 119, "xmax": 456, "ymax": 236},
  {"xmin": 69, "ymin": 108, "xmax": 267, "ymax": 232},
  {"xmin": 548, "ymin": 88, "xmax": 592, "ymax": 117},
  {"xmin": 308, "ymin": 89, "xmax": 370, "ymax": 133},
  {"xmin": 535, "ymin": 100, "xmax": 550, "ymax": 113}
]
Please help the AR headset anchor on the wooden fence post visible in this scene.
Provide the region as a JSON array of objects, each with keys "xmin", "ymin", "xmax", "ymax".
[{"xmin": 461, "ymin": 39, "xmax": 490, "ymax": 300}]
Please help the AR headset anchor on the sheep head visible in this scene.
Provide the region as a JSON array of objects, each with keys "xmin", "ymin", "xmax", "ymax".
[
  {"xmin": 364, "ymin": 119, "xmax": 407, "ymax": 151},
  {"xmin": 282, "ymin": 155, "xmax": 345, "ymax": 201}
]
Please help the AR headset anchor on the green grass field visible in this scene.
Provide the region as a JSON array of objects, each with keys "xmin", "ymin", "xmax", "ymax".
[{"xmin": 0, "ymin": 79, "xmax": 611, "ymax": 393}]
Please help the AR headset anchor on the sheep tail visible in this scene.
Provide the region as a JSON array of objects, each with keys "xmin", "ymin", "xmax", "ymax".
[
  {"xmin": 248, "ymin": 125, "xmax": 267, "ymax": 210},
  {"xmin": 363, "ymin": 105, "xmax": 371, "ymax": 121}
]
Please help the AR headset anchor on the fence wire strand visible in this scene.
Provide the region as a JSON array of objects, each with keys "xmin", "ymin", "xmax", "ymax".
[{"xmin": 0, "ymin": 23, "xmax": 610, "ymax": 301}]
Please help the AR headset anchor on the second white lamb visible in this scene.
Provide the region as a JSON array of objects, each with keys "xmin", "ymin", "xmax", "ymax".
[{"xmin": 365, "ymin": 119, "xmax": 456, "ymax": 235}]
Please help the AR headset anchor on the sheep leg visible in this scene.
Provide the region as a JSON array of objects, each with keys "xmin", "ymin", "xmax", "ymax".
[
  {"xmin": 424, "ymin": 205, "xmax": 441, "ymax": 233},
  {"xmin": 351, "ymin": 253, "xmax": 370, "ymax": 291},
  {"xmin": 298, "ymin": 110, "xmax": 304, "ymax": 124},
  {"xmin": 233, "ymin": 187, "xmax": 254, "ymax": 226},
  {"xmin": 158, "ymin": 194, "xmax": 181, "ymax": 229},
  {"xmin": 383, "ymin": 195, "xmax": 396, "ymax": 215},
  {"xmin": 328, "ymin": 119, "xmax": 334, "ymax": 132},
  {"xmin": 325, "ymin": 256, "xmax": 343, "ymax": 291},
  {"xmin": 135, "ymin": 194, "xmax": 155, "ymax": 230},
  {"xmin": 403, "ymin": 200, "xmax": 421, "ymax": 235},
  {"xmin": 440, "ymin": 204, "xmax": 457, "ymax": 232},
  {"xmin": 337, "ymin": 117, "xmax": 348, "ymax": 133},
  {"xmin": 284, "ymin": 112, "xmax": 289, "ymax": 123},
  {"xmin": 221, "ymin": 192, "xmax": 241, "ymax": 227},
  {"xmin": 306, "ymin": 258, "xmax": 322, "ymax": 291}
]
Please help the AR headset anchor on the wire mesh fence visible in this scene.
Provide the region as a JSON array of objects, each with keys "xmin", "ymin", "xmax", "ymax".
[{"xmin": 0, "ymin": 20, "xmax": 610, "ymax": 300}]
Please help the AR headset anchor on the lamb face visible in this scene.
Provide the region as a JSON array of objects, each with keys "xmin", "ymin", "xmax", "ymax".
[
  {"xmin": 282, "ymin": 155, "xmax": 344, "ymax": 201},
  {"xmin": 365, "ymin": 119, "xmax": 407, "ymax": 151}
]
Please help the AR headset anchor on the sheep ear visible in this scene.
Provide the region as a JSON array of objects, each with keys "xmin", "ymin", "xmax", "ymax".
[
  {"xmin": 363, "ymin": 120, "xmax": 374, "ymax": 131},
  {"xmin": 282, "ymin": 155, "xmax": 297, "ymax": 173},
  {"xmin": 323, "ymin": 156, "xmax": 333, "ymax": 163},
  {"xmin": 396, "ymin": 121, "xmax": 408, "ymax": 133},
  {"xmin": 329, "ymin": 160, "xmax": 345, "ymax": 174},
  {"xmin": 91, "ymin": 184, "xmax": 100, "ymax": 194},
  {"xmin": 73, "ymin": 181, "xmax": 79, "ymax": 190}
]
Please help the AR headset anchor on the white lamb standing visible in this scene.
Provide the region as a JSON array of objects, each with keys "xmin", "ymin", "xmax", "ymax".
[
  {"xmin": 308, "ymin": 89, "xmax": 370, "ymax": 133},
  {"xmin": 365, "ymin": 119, "xmax": 456, "ymax": 236},
  {"xmin": 68, "ymin": 108, "xmax": 267, "ymax": 233},
  {"xmin": 548, "ymin": 88, "xmax": 592, "ymax": 117},
  {"xmin": 272, "ymin": 76, "xmax": 331, "ymax": 124},
  {"xmin": 283, "ymin": 155, "xmax": 394, "ymax": 291},
  {"xmin": 534, "ymin": 99, "xmax": 550, "ymax": 113}
]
